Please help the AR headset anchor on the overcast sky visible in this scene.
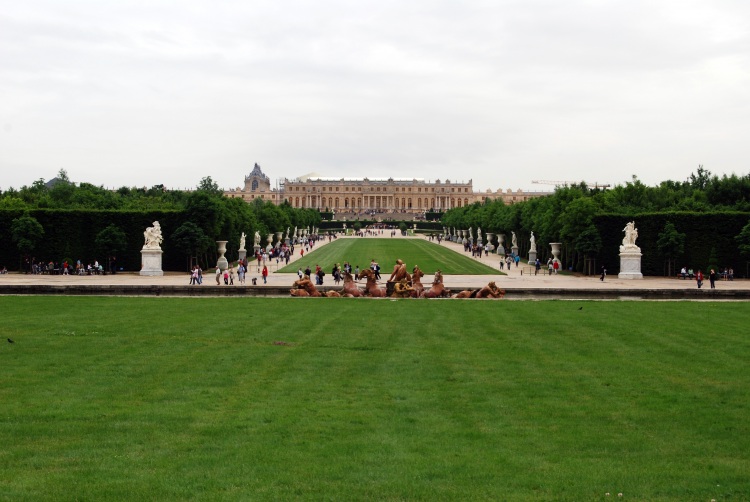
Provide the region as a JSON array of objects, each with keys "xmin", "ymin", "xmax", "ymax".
[{"xmin": 2, "ymin": 1, "xmax": 749, "ymax": 193}]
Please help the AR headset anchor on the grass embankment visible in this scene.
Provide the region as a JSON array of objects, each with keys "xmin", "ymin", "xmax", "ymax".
[
  {"xmin": 280, "ymin": 237, "xmax": 499, "ymax": 275},
  {"xmin": 1, "ymin": 297, "xmax": 748, "ymax": 500}
]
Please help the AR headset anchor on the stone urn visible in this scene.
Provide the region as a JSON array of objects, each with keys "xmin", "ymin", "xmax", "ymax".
[
  {"xmin": 550, "ymin": 242, "xmax": 562, "ymax": 266},
  {"xmin": 485, "ymin": 232, "xmax": 495, "ymax": 252},
  {"xmin": 216, "ymin": 241, "xmax": 228, "ymax": 271}
]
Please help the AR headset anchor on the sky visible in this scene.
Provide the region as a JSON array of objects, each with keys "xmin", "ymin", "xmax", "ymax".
[{"xmin": 1, "ymin": 0, "xmax": 749, "ymax": 193}]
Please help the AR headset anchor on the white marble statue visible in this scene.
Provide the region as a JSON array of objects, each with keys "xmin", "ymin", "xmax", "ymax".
[
  {"xmin": 511, "ymin": 231, "xmax": 518, "ymax": 248},
  {"xmin": 621, "ymin": 221, "xmax": 639, "ymax": 248},
  {"xmin": 285, "ymin": 227, "xmax": 290, "ymax": 240},
  {"xmin": 239, "ymin": 232, "xmax": 246, "ymax": 250},
  {"xmin": 529, "ymin": 231, "xmax": 537, "ymax": 252},
  {"xmin": 477, "ymin": 227, "xmax": 482, "ymax": 241},
  {"xmin": 254, "ymin": 231, "xmax": 261, "ymax": 247},
  {"xmin": 468, "ymin": 227, "xmax": 473, "ymax": 240},
  {"xmin": 143, "ymin": 221, "xmax": 163, "ymax": 249}
]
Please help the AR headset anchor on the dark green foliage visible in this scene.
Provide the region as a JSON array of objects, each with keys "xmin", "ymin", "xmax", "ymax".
[
  {"xmin": 657, "ymin": 221, "xmax": 686, "ymax": 276},
  {"xmin": 441, "ymin": 169, "xmax": 750, "ymax": 277},
  {"xmin": 170, "ymin": 222, "xmax": 214, "ymax": 271},
  {"xmin": 735, "ymin": 219, "xmax": 750, "ymax": 260},
  {"xmin": 707, "ymin": 246, "xmax": 720, "ymax": 275},
  {"xmin": 10, "ymin": 213, "xmax": 44, "ymax": 256},
  {"xmin": 574, "ymin": 225, "xmax": 602, "ymax": 256},
  {"xmin": 0, "ymin": 177, "xmax": 319, "ymax": 271},
  {"xmin": 94, "ymin": 224, "xmax": 128, "ymax": 258},
  {"xmin": 196, "ymin": 176, "xmax": 222, "ymax": 196},
  {"xmin": 595, "ymin": 212, "xmax": 747, "ymax": 276}
]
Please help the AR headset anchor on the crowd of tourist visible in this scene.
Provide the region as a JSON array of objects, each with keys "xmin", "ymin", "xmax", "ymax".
[{"xmin": 20, "ymin": 257, "xmax": 114, "ymax": 275}]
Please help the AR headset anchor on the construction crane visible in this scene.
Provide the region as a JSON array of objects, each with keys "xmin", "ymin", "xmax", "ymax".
[{"xmin": 532, "ymin": 180, "xmax": 611, "ymax": 189}]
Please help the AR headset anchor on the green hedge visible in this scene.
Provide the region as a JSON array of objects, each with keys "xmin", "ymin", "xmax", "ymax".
[
  {"xmin": 594, "ymin": 212, "xmax": 750, "ymax": 276},
  {"xmin": 0, "ymin": 209, "xmax": 183, "ymax": 271}
]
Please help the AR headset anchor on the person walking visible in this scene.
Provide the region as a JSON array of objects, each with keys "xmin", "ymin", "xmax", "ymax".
[
  {"xmin": 600, "ymin": 265, "xmax": 606, "ymax": 281},
  {"xmin": 215, "ymin": 267, "xmax": 221, "ymax": 285},
  {"xmin": 696, "ymin": 269, "xmax": 704, "ymax": 289},
  {"xmin": 709, "ymin": 268, "xmax": 717, "ymax": 289},
  {"xmin": 262, "ymin": 265, "xmax": 268, "ymax": 284}
]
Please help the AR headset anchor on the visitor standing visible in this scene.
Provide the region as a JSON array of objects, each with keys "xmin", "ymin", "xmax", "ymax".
[
  {"xmin": 709, "ymin": 269, "xmax": 717, "ymax": 289},
  {"xmin": 696, "ymin": 269, "xmax": 704, "ymax": 289},
  {"xmin": 262, "ymin": 265, "xmax": 268, "ymax": 284}
]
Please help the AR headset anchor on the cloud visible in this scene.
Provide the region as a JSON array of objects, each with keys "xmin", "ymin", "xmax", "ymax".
[{"xmin": 1, "ymin": 0, "xmax": 749, "ymax": 192}]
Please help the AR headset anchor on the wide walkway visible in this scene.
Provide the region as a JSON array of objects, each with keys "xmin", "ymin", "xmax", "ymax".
[{"xmin": 1, "ymin": 232, "xmax": 747, "ymax": 293}]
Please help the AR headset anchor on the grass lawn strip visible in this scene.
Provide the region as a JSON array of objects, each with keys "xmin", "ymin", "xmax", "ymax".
[
  {"xmin": 279, "ymin": 238, "xmax": 499, "ymax": 276},
  {"xmin": 0, "ymin": 297, "xmax": 748, "ymax": 500}
]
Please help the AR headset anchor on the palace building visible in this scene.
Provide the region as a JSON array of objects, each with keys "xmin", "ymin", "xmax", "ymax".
[{"xmin": 224, "ymin": 163, "xmax": 549, "ymax": 213}]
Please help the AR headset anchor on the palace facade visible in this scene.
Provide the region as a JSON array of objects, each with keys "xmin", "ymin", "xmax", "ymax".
[{"xmin": 224, "ymin": 164, "xmax": 549, "ymax": 212}]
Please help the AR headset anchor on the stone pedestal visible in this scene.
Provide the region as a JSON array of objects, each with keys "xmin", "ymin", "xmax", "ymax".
[
  {"xmin": 618, "ymin": 249, "xmax": 643, "ymax": 279},
  {"xmin": 528, "ymin": 250, "xmax": 537, "ymax": 264},
  {"xmin": 511, "ymin": 245, "xmax": 519, "ymax": 257},
  {"xmin": 140, "ymin": 248, "xmax": 163, "ymax": 276},
  {"xmin": 238, "ymin": 249, "xmax": 247, "ymax": 262},
  {"xmin": 253, "ymin": 245, "xmax": 261, "ymax": 257},
  {"xmin": 216, "ymin": 241, "xmax": 229, "ymax": 271}
]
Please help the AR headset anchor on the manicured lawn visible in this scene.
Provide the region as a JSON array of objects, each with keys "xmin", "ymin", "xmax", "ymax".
[
  {"xmin": 1, "ymin": 297, "xmax": 749, "ymax": 501},
  {"xmin": 280, "ymin": 237, "xmax": 500, "ymax": 275}
]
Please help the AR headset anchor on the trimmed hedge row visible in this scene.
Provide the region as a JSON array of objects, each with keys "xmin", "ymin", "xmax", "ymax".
[
  {"xmin": 0, "ymin": 209, "xmax": 184, "ymax": 271},
  {"xmin": 594, "ymin": 212, "xmax": 750, "ymax": 276}
]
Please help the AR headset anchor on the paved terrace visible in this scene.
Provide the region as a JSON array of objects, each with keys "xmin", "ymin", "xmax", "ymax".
[{"xmin": 1, "ymin": 233, "xmax": 748, "ymax": 299}]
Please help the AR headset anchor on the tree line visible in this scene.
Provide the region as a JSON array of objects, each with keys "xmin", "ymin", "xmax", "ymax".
[
  {"xmin": 440, "ymin": 167, "xmax": 750, "ymax": 276},
  {"xmin": 0, "ymin": 172, "xmax": 321, "ymax": 272}
]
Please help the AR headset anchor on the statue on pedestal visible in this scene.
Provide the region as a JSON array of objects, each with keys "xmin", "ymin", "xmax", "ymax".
[
  {"xmin": 143, "ymin": 221, "xmax": 163, "ymax": 249},
  {"xmin": 618, "ymin": 221, "xmax": 643, "ymax": 279},
  {"xmin": 620, "ymin": 221, "xmax": 639, "ymax": 250},
  {"xmin": 254, "ymin": 231, "xmax": 261, "ymax": 247},
  {"xmin": 511, "ymin": 231, "xmax": 518, "ymax": 249},
  {"xmin": 529, "ymin": 231, "xmax": 537, "ymax": 253},
  {"xmin": 141, "ymin": 221, "xmax": 164, "ymax": 276},
  {"xmin": 239, "ymin": 232, "xmax": 246, "ymax": 251}
]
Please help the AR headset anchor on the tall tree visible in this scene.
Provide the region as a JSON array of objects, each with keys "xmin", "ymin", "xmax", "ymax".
[
  {"xmin": 171, "ymin": 222, "xmax": 214, "ymax": 271},
  {"xmin": 656, "ymin": 221, "xmax": 685, "ymax": 276},
  {"xmin": 197, "ymin": 176, "xmax": 222, "ymax": 196},
  {"xmin": 95, "ymin": 225, "xmax": 128, "ymax": 264},
  {"xmin": 11, "ymin": 213, "xmax": 45, "ymax": 268}
]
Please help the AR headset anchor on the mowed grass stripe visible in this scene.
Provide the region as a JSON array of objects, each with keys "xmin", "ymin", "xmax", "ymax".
[
  {"xmin": 1, "ymin": 297, "xmax": 748, "ymax": 500},
  {"xmin": 280, "ymin": 237, "xmax": 499, "ymax": 275}
]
